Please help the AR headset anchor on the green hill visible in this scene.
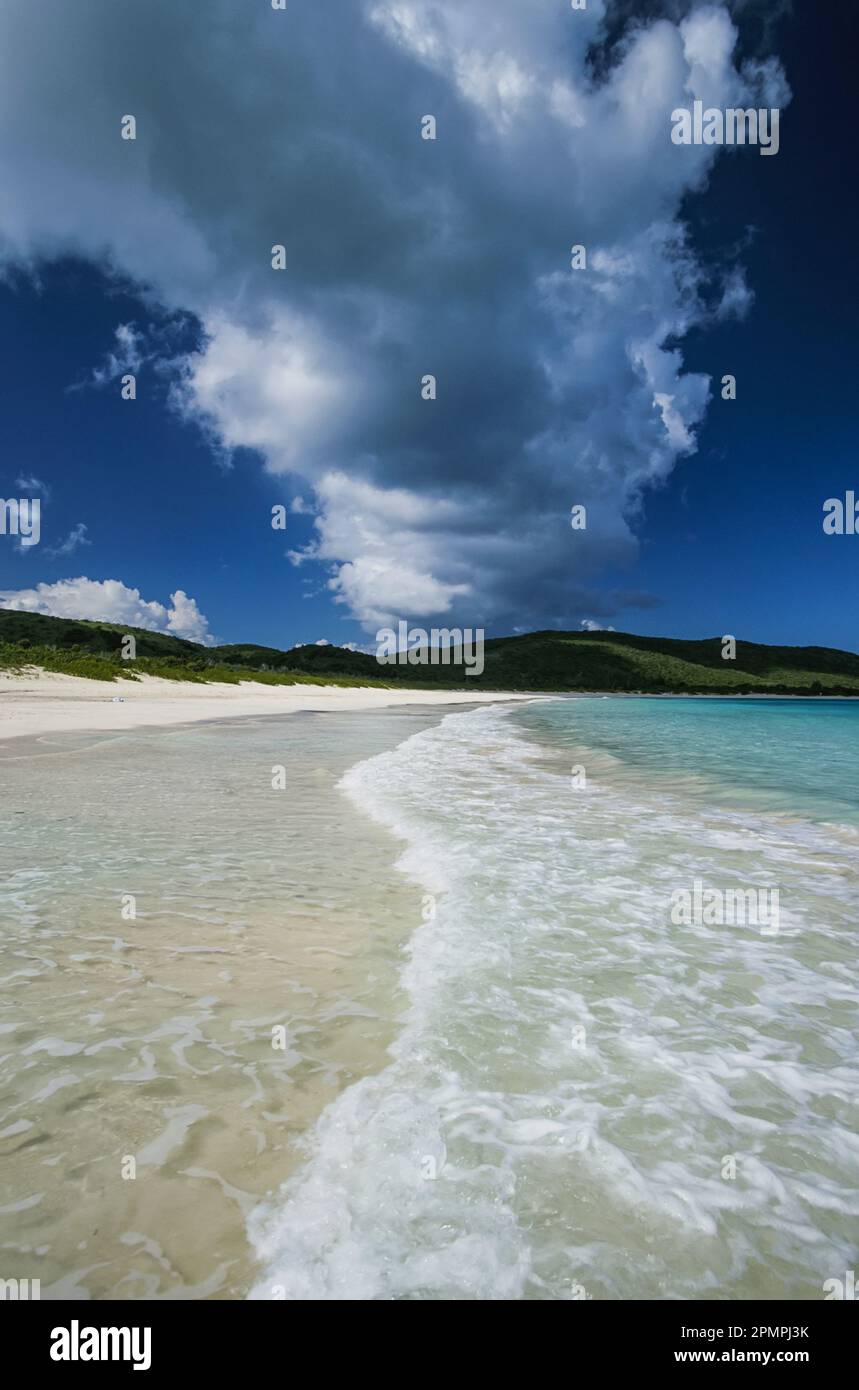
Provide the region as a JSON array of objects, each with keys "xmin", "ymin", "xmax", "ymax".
[{"xmin": 1, "ymin": 608, "xmax": 858, "ymax": 695}]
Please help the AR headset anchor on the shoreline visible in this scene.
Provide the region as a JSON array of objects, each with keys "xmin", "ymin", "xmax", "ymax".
[
  {"xmin": 249, "ymin": 699, "xmax": 859, "ymax": 1299},
  {"xmin": 2, "ymin": 670, "xmax": 853, "ymax": 745},
  {"xmin": 0, "ymin": 669, "xmax": 536, "ymax": 743},
  {"xmin": 1, "ymin": 699, "xmax": 456, "ymax": 1298}
]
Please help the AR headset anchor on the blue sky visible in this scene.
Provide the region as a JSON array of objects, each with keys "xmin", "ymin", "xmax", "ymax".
[{"xmin": 0, "ymin": 0, "xmax": 855, "ymax": 652}]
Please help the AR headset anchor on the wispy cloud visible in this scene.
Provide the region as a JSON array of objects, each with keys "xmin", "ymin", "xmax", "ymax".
[
  {"xmin": 15, "ymin": 473, "xmax": 49, "ymax": 497},
  {"xmin": 45, "ymin": 522, "xmax": 90, "ymax": 559}
]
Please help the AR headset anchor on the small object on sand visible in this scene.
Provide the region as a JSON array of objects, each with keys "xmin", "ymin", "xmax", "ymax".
[{"xmin": 111, "ymin": 697, "xmax": 126, "ymax": 703}]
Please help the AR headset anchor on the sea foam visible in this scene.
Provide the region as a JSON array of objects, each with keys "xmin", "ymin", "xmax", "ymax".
[{"xmin": 249, "ymin": 702, "xmax": 859, "ymax": 1300}]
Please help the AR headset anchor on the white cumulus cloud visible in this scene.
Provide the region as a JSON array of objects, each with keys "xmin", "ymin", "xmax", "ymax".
[{"xmin": 0, "ymin": 577, "xmax": 215, "ymax": 645}]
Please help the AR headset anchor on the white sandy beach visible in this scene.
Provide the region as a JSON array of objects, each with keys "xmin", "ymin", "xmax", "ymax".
[{"xmin": 0, "ymin": 668, "xmax": 532, "ymax": 741}]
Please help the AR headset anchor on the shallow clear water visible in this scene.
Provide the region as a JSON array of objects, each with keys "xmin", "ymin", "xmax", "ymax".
[
  {"xmin": 250, "ymin": 698, "xmax": 859, "ymax": 1301},
  {"xmin": 0, "ymin": 709, "xmax": 442, "ymax": 1298}
]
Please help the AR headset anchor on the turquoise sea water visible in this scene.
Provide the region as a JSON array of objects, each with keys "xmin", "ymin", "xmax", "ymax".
[
  {"xmin": 251, "ymin": 697, "xmax": 859, "ymax": 1300},
  {"xmin": 516, "ymin": 697, "xmax": 859, "ymax": 826}
]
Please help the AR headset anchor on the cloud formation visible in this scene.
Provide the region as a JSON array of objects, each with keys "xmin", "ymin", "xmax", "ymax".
[
  {"xmin": 45, "ymin": 522, "xmax": 90, "ymax": 559},
  {"xmin": 0, "ymin": 0, "xmax": 788, "ymax": 632},
  {"xmin": 0, "ymin": 577, "xmax": 214, "ymax": 645}
]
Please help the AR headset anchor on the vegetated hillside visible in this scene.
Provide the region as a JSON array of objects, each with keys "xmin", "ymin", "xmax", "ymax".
[
  {"xmin": 469, "ymin": 631, "xmax": 859, "ymax": 694},
  {"xmin": 1, "ymin": 608, "xmax": 858, "ymax": 694},
  {"xmin": 0, "ymin": 608, "xmax": 202, "ymax": 658},
  {"xmin": 0, "ymin": 610, "xmax": 384, "ymax": 687}
]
